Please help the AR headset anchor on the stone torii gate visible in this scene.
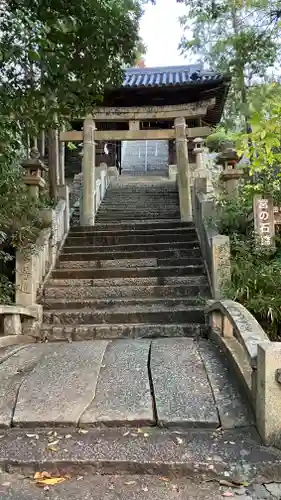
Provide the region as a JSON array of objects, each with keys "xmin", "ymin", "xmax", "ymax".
[{"xmin": 59, "ymin": 99, "xmax": 215, "ymax": 225}]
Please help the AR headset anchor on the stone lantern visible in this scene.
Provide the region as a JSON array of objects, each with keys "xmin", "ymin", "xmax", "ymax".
[
  {"xmin": 192, "ymin": 137, "xmax": 212, "ymax": 190},
  {"xmin": 217, "ymin": 147, "xmax": 243, "ymax": 196},
  {"xmin": 21, "ymin": 147, "xmax": 48, "ymax": 198}
]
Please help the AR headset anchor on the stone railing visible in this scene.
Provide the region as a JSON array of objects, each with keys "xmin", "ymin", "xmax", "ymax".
[
  {"xmin": 15, "ymin": 163, "xmax": 111, "ymax": 310},
  {"xmin": 15, "ymin": 188, "xmax": 69, "ymax": 309},
  {"xmin": 207, "ymin": 299, "xmax": 281, "ymax": 448},
  {"xmin": 0, "ymin": 304, "xmax": 42, "ymax": 348},
  {"xmin": 193, "ymin": 177, "xmax": 231, "ymax": 298}
]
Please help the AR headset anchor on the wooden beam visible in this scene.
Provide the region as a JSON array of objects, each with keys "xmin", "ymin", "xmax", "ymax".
[
  {"xmin": 59, "ymin": 126, "xmax": 212, "ymax": 142},
  {"xmin": 92, "ymin": 99, "xmax": 215, "ymax": 121}
]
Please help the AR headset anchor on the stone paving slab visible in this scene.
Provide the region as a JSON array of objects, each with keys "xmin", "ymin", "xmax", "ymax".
[
  {"xmin": 2, "ymin": 472, "xmax": 279, "ymax": 500},
  {"xmin": 13, "ymin": 341, "xmax": 108, "ymax": 427},
  {"xmin": 0, "ymin": 427, "xmax": 281, "ymax": 481},
  {"xmin": 0, "ymin": 344, "xmax": 54, "ymax": 427},
  {"xmin": 150, "ymin": 338, "xmax": 219, "ymax": 428},
  {"xmin": 80, "ymin": 340, "xmax": 153, "ymax": 426},
  {"xmin": 198, "ymin": 340, "xmax": 255, "ymax": 429}
]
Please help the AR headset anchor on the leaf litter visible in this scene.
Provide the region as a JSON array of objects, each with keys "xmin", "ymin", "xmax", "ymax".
[{"xmin": 34, "ymin": 471, "xmax": 70, "ymax": 488}]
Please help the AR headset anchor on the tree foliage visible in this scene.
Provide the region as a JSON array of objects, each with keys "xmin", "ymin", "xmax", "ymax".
[
  {"xmin": 178, "ymin": 0, "xmax": 281, "ymax": 130},
  {"xmin": 0, "ymin": 0, "xmax": 148, "ymax": 302}
]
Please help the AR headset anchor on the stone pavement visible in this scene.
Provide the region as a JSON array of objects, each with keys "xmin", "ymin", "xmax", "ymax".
[
  {"xmin": 2, "ymin": 472, "xmax": 281, "ymax": 500},
  {"xmin": 0, "ymin": 339, "xmax": 254, "ymax": 428}
]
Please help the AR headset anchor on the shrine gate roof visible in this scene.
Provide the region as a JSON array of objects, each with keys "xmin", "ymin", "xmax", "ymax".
[{"xmin": 122, "ymin": 64, "xmax": 225, "ymax": 88}]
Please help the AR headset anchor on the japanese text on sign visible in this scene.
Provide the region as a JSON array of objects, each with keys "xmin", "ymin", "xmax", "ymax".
[{"xmin": 257, "ymin": 199, "xmax": 272, "ymax": 246}]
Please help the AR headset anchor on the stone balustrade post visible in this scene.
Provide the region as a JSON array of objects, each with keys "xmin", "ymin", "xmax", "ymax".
[
  {"xmin": 58, "ymin": 184, "xmax": 70, "ymax": 234},
  {"xmin": 174, "ymin": 117, "xmax": 192, "ymax": 221},
  {"xmin": 256, "ymin": 342, "xmax": 281, "ymax": 446},
  {"xmin": 81, "ymin": 115, "xmax": 96, "ymax": 225},
  {"xmin": 16, "ymin": 252, "xmax": 37, "ymax": 306}
]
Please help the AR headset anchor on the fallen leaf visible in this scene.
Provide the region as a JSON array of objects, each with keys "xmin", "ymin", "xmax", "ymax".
[
  {"xmin": 137, "ymin": 428, "xmax": 143, "ymax": 434},
  {"xmin": 141, "ymin": 486, "xmax": 148, "ymax": 492},
  {"xmin": 48, "ymin": 440, "xmax": 59, "ymax": 446},
  {"xmin": 47, "ymin": 430, "xmax": 53, "ymax": 436},
  {"xmin": 222, "ymin": 493, "xmax": 234, "ymax": 498},
  {"xmin": 47, "ymin": 445, "xmax": 58, "ymax": 452},
  {"xmin": 77, "ymin": 476, "xmax": 83, "ymax": 481},
  {"xmin": 65, "ymin": 434, "xmax": 72, "ymax": 439},
  {"xmin": 176, "ymin": 437, "xmax": 183, "ymax": 445},
  {"xmin": 124, "ymin": 481, "xmax": 136, "ymax": 485},
  {"xmin": 219, "ymin": 480, "xmax": 236, "ymax": 487},
  {"xmin": 26, "ymin": 433, "xmax": 39, "ymax": 439},
  {"xmin": 34, "ymin": 472, "xmax": 51, "ymax": 480},
  {"xmin": 123, "ymin": 431, "xmax": 130, "ymax": 437},
  {"xmin": 159, "ymin": 477, "xmax": 169, "ymax": 482},
  {"xmin": 35, "ymin": 477, "xmax": 67, "ymax": 486},
  {"xmin": 143, "ymin": 433, "xmax": 149, "ymax": 438},
  {"xmin": 78, "ymin": 429, "xmax": 88, "ymax": 435}
]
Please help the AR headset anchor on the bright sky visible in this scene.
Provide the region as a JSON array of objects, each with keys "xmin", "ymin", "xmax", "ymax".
[{"xmin": 139, "ymin": 0, "xmax": 194, "ymax": 67}]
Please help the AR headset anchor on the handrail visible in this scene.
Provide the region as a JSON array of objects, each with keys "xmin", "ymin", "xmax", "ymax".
[
  {"xmin": 207, "ymin": 299, "xmax": 270, "ymax": 368},
  {"xmin": 0, "ymin": 305, "xmax": 37, "ymax": 318}
]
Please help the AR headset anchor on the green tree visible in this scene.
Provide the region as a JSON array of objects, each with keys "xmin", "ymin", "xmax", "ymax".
[
  {"xmin": 0, "ymin": 0, "xmax": 148, "ymax": 301},
  {"xmin": 178, "ymin": 0, "xmax": 281, "ymax": 131}
]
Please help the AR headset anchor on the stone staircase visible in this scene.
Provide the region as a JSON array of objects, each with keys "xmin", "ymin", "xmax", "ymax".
[
  {"xmin": 40, "ymin": 178, "xmax": 210, "ymax": 341},
  {"xmin": 121, "ymin": 140, "xmax": 169, "ymax": 176}
]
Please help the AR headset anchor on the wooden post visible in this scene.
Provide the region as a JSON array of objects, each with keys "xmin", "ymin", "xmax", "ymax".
[{"xmin": 253, "ymin": 195, "xmax": 275, "ymax": 248}]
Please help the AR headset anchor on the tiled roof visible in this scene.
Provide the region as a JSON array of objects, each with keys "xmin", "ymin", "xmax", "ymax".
[{"xmin": 122, "ymin": 64, "xmax": 223, "ymax": 88}]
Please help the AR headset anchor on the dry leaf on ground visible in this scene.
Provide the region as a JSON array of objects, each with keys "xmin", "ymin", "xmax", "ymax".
[
  {"xmin": 222, "ymin": 493, "xmax": 234, "ymax": 497},
  {"xmin": 124, "ymin": 481, "xmax": 136, "ymax": 485},
  {"xmin": 159, "ymin": 477, "xmax": 169, "ymax": 482},
  {"xmin": 47, "ymin": 445, "xmax": 58, "ymax": 452},
  {"xmin": 34, "ymin": 471, "xmax": 69, "ymax": 487}
]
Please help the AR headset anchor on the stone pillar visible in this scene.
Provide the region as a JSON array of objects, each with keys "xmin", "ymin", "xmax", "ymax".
[
  {"xmin": 174, "ymin": 117, "xmax": 192, "ymax": 221},
  {"xmin": 16, "ymin": 252, "xmax": 37, "ymax": 306},
  {"xmin": 256, "ymin": 342, "xmax": 281, "ymax": 446},
  {"xmin": 58, "ymin": 184, "xmax": 70, "ymax": 234},
  {"xmin": 81, "ymin": 115, "xmax": 96, "ymax": 226},
  {"xmin": 59, "ymin": 129, "xmax": 65, "ymax": 185}
]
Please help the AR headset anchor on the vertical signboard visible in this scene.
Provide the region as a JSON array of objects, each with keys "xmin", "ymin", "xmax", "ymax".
[{"xmin": 253, "ymin": 195, "xmax": 275, "ymax": 248}]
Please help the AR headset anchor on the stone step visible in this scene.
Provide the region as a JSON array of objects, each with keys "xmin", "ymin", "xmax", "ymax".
[
  {"xmin": 40, "ymin": 323, "xmax": 208, "ymax": 340},
  {"xmin": 69, "ymin": 220, "xmax": 191, "ymax": 232},
  {"xmin": 42, "ymin": 305, "xmax": 206, "ymax": 325},
  {"xmin": 65, "ymin": 232, "xmax": 198, "ymax": 246},
  {"xmin": 42, "ymin": 297, "xmax": 205, "ymax": 310},
  {"xmin": 62, "ymin": 241, "xmax": 200, "ymax": 254},
  {"xmin": 51, "ymin": 264, "xmax": 205, "ymax": 280},
  {"xmin": 59, "ymin": 248, "xmax": 202, "ymax": 261},
  {"xmin": 57, "ymin": 257, "xmax": 203, "ymax": 269},
  {"xmin": 95, "ymin": 215, "xmax": 181, "ymax": 222},
  {"xmin": 42, "ymin": 283, "xmax": 210, "ymax": 300},
  {"xmin": 46, "ymin": 275, "xmax": 207, "ymax": 288},
  {"xmin": 66, "ymin": 226, "xmax": 196, "ymax": 238}
]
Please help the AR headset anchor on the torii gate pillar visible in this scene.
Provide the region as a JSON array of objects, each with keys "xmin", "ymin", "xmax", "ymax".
[
  {"xmin": 81, "ymin": 115, "xmax": 96, "ymax": 226},
  {"xmin": 174, "ymin": 117, "xmax": 192, "ymax": 221}
]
